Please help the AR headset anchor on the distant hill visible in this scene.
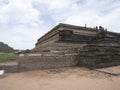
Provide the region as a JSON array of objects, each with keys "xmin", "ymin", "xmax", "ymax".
[{"xmin": 0, "ymin": 42, "xmax": 15, "ymax": 53}]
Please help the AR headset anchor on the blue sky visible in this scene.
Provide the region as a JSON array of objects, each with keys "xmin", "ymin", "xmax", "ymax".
[{"xmin": 0, "ymin": 0, "xmax": 120, "ymax": 49}]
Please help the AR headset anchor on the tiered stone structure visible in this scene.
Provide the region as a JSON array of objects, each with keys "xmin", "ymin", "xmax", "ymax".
[
  {"xmin": 79, "ymin": 38, "xmax": 120, "ymax": 68},
  {"xmin": 18, "ymin": 23, "xmax": 120, "ymax": 71},
  {"xmin": 33, "ymin": 23, "xmax": 98, "ymax": 52}
]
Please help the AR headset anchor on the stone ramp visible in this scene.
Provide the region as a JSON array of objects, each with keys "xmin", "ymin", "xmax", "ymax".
[{"xmin": 96, "ymin": 66, "xmax": 120, "ymax": 76}]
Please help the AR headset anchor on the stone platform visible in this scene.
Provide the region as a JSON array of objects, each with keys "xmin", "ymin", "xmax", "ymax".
[{"xmin": 18, "ymin": 23, "xmax": 120, "ymax": 71}]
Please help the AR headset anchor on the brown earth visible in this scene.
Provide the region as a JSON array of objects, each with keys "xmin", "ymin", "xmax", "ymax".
[{"xmin": 0, "ymin": 67, "xmax": 120, "ymax": 90}]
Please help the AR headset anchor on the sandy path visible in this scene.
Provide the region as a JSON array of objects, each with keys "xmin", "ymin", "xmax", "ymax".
[{"xmin": 0, "ymin": 67, "xmax": 120, "ymax": 90}]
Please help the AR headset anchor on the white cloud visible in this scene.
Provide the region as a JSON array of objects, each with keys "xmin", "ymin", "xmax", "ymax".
[
  {"xmin": 0, "ymin": 0, "xmax": 42, "ymax": 26},
  {"xmin": 65, "ymin": 0, "xmax": 120, "ymax": 32},
  {"xmin": 0, "ymin": 0, "xmax": 120, "ymax": 49},
  {"xmin": 0, "ymin": 0, "xmax": 45, "ymax": 49}
]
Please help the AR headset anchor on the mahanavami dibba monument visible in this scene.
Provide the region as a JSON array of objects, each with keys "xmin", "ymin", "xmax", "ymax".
[{"xmin": 18, "ymin": 23, "xmax": 120, "ymax": 71}]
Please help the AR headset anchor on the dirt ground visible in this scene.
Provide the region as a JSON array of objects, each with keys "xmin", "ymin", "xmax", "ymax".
[{"xmin": 0, "ymin": 67, "xmax": 120, "ymax": 90}]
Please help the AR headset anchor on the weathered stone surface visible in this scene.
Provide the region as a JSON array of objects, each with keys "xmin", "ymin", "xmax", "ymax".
[
  {"xmin": 18, "ymin": 55, "xmax": 78, "ymax": 71},
  {"xmin": 18, "ymin": 23, "xmax": 120, "ymax": 72},
  {"xmin": 33, "ymin": 23, "xmax": 99, "ymax": 52},
  {"xmin": 78, "ymin": 42, "xmax": 120, "ymax": 68},
  {"xmin": 0, "ymin": 62, "xmax": 18, "ymax": 73}
]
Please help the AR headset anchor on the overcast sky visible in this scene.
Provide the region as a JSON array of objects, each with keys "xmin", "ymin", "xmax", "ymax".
[{"xmin": 0, "ymin": 0, "xmax": 120, "ymax": 50}]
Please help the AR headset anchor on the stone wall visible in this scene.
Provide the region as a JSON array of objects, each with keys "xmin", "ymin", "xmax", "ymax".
[
  {"xmin": 0, "ymin": 63, "xmax": 18, "ymax": 73},
  {"xmin": 78, "ymin": 44, "xmax": 120, "ymax": 69},
  {"xmin": 18, "ymin": 55, "xmax": 78, "ymax": 72}
]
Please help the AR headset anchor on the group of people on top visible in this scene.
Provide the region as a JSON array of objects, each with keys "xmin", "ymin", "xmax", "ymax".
[
  {"xmin": 95, "ymin": 26, "xmax": 107, "ymax": 38},
  {"xmin": 96, "ymin": 26, "xmax": 107, "ymax": 32}
]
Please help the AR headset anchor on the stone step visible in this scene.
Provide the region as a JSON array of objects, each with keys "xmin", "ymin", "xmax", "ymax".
[
  {"xmin": 79, "ymin": 52, "xmax": 120, "ymax": 56},
  {"xmin": 94, "ymin": 62, "xmax": 120, "ymax": 68},
  {"xmin": 79, "ymin": 49, "xmax": 120, "ymax": 53},
  {"xmin": 84, "ymin": 44, "xmax": 120, "ymax": 47}
]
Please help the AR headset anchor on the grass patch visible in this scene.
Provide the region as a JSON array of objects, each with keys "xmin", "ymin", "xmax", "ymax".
[{"xmin": 0, "ymin": 53, "xmax": 18, "ymax": 63}]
